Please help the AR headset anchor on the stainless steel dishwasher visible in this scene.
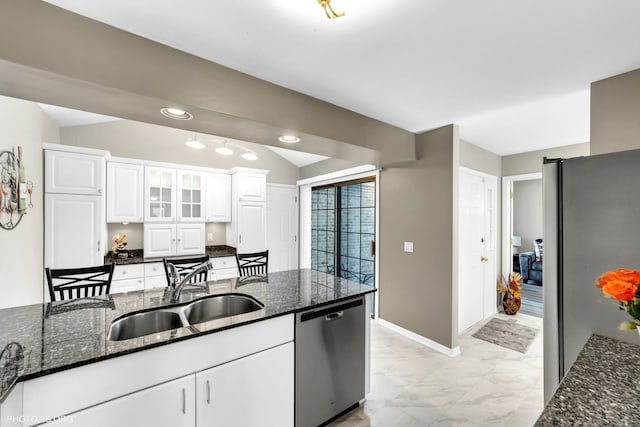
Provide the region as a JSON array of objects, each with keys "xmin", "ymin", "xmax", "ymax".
[{"xmin": 295, "ymin": 296, "xmax": 365, "ymax": 427}]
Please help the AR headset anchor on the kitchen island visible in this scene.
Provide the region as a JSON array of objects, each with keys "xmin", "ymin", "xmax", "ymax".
[
  {"xmin": 0, "ymin": 269, "xmax": 375, "ymax": 426},
  {"xmin": 535, "ymin": 334, "xmax": 640, "ymax": 426}
]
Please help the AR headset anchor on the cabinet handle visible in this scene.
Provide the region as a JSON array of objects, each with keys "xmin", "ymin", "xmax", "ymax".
[
  {"xmin": 122, "ymin": 270, "xmax": 127, "ymax": 275},
  {"xmin": 239, "ymin": 235, "xmax": 242, "ymax": 244},
  {"xmin": 182, "ymin": 388, "xmax": 186, "ymax": 414},
  {"xmin": 97, "ymin": 240, "xmax": 100, "ymax": 252},
  {"xmin": 98, "ymin": 189, "xmax": 102, "ymax": 194},
  {"xmin": 206, "ymin": 380, "xmax": 211, "ymax": 404}
]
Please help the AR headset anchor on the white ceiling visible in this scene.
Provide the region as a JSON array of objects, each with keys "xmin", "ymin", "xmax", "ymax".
[
  {"xmin": 43, "ymin": 0, "xmax": 640, "ymax": 155},
  {"xmin": 37, "ymin": 103, "xmax": 120, "ymax": 127},
  {"xmin": 265, "ymin": 146, "xmax": 329, "ymax": 167}
]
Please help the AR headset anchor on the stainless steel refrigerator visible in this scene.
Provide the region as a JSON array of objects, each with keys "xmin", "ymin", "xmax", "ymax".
[{"xmin": 543, "ymin": 149, "xmax": 640, "ymax": 402}]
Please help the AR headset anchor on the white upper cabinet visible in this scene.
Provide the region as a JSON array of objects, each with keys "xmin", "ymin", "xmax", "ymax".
[
  {"xmin": 143, "ymin": 224, "xmax": 177, "ymax": 258},
  {"xmin": 236, "ymin": 171, "xmax": 267, "ymax": 202},
  {"xmin": 145, "ymin": 167, "xmax": 176, "ymax": 222},
  {"xmin": 177, "ymin": 171, "xmax": 206, "ymax": 222},
  {"xmin": 205, "ymin": 173, "xmax": 231, "ymax": 222},
  {"xmin": 144, "ymin": 223, "xmax": 205, "ymax": 258},
  {"xmin": 176, "ymin": 223, "xmax": 206, "ymax": 255},
  {"xmin": 45, "ymin": 150, "xmax": 105, "ymax": 195},
  {"xmin": 107, "ymin": 162, "xmax": 144, "ymax": 223}
]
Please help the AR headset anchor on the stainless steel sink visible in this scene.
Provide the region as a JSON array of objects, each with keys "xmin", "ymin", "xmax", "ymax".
[
  {"xmin": 107, "ymin": 294, "xmax": 264, "ymax": 341},
  {"xmin": 184, "ymin": 294, "xmax": 263, "ymax": 325},
  {"xmin": 108, "ymin": 310, "xmax": 183, "ymax": 341}
]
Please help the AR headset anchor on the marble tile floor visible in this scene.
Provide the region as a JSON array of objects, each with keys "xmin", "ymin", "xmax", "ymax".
[{"xmin": 330, "ymin": 313, "xmax": 544, "ymax": 427}]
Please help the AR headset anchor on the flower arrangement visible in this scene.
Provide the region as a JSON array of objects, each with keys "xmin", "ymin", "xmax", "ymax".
[
  {"xmin": 596, "ymin": 268, "xmax": 640, "ymax": 330},
  {"xmin": 497, "ymin": 272, "xmax": 523, "ymax": 315}
]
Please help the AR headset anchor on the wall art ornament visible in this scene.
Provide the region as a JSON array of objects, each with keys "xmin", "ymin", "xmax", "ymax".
[{"xmin": 0, "ymin": 146, "xmax": 32, "ymax": 230}]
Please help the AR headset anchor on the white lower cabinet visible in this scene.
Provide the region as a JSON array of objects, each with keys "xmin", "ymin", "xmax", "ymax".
[
  {"xmin": 196, "ymin": 342, "xmax": 294, "ymax": 427},
  {"xmin": 111, "ymin": 264, "xmax": 145, "ymax": 293},
  {"xmin": 15, "ymin": 315, "xmax": 295, "ymax": 427},
  {"xmin": 54, "ymin": 375, "xmax": 196, "ymax": 427},
  {"xmin": 209, "ymin": 256, "xmax": 238, "ymax": 281},
  {"xmin": 145, "ymin": 261, "xmax": 168, "ymax": 289}
]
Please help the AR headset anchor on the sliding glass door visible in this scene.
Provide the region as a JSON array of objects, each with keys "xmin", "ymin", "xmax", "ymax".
[{"xmin": 311, "ymin": 179, "xmax": 376, "ymax": 286}]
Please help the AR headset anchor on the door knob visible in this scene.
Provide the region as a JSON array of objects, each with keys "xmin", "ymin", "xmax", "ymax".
[{"xmin": 480, "ymin": 256, "xmax": 488, "ymax": 262}]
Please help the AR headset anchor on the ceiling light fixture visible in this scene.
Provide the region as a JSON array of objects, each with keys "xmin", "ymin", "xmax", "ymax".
[
  {"xmin": 317, "ymin": 0, "xmax": 344, "ymax": 19},
  {"xmin": 160, "ymin": 107, "xmax": 193, "ymax": 120},
  {"xmin": 241, "ymin": 152, "xmax": 259, "ymax": 161},
  {"xmin": 278, "ymin": 135, "xmax": 301, "ymax": 144},
  {"xmin": 185, "ymin": 134, "xmax": 206, "ymax": 149},
  {"xmin": 215, "ymin": 141, "xmax": 234, "ymax": 156}
]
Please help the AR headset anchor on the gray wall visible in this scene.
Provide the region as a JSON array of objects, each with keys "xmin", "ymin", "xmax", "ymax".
[
  {"xmin": 379, "ymin": 125, "xmax": 459, "ymax": 349},
  {"xmin": 60, "ymin": 120, "xmax": 299, "ymax": 185},
  {"xmin": 513, "ymin": 180, "xmax": 543, "ymax": 254},
  {"xmin": 591, "ymin": 68, "xmax": 640, "ymax": 155},
  {"xmin": 502, "ymin": 143, "xmax": 590, "ymax": 176},
  {"xmin": 0, "ymin": 95, "xmax": 60, "ymax": 309},
  {"xmin": 459, "ymin": 139, "xmax": 501, "ymax": 176},
  {"xmin": 298, "ymin": 158, "xmax": 363, "ymax": 180}
]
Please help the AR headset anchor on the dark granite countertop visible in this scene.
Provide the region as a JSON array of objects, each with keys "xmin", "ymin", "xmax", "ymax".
[
  {"xmin": 0, "ymin": 269, "xmax": 375, "ymax": 402},
  {"xmin": 104, "ymin": 245, "xmax": 236, "ymax": 265},
  {"xmin": 535, "ymin": 334, "xmax": 640, "ymax": 426}
]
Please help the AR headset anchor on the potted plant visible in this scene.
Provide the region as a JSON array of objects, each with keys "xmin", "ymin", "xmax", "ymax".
[
  {"xmin": 596, "ymin": 268, "xmax": 640, "ymax": 334},
  {"xmin": 497, "ymin": 272, "xmax": 522, "ymax": 315}
]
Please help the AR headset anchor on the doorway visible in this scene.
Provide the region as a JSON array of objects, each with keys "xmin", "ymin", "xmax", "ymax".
[
  {"xmin": 502, "ymin": 173, "xmax": 543, "ymax": 318},
  {"xmin": 310, "ymin": 178, "xmax": 376, "ymax": 312},
  {"xmin": 458, "ymin": 168, "xmax": 498, "ymax": 333}
]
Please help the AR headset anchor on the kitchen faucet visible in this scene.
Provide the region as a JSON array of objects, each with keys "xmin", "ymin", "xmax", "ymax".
[{"xmin": 167, "ymin": 260, "xmax": 213, "ymax": 302}]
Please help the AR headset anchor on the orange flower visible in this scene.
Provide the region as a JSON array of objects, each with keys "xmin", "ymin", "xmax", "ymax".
[
  {"xmin": 596, "ymin": 269, "xmax": 640, "ymax": 288},
  {"xmin": 602, "ymin": 279, "xmax": 638, "ymax": 301}
]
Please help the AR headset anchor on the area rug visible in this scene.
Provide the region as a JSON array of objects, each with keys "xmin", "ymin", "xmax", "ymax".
[{"xmin": 472, "ymin": 318, "xmax": 538, "ymax": 353}]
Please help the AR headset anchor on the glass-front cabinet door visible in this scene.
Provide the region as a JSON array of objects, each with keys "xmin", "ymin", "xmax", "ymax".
[
  {"xmin": 144, "ymin": 167, "xmax": 176, "ymax": 222},
  {"xmin": 177, "ymin": 171, "xmax": 205, "ymax": 222}
]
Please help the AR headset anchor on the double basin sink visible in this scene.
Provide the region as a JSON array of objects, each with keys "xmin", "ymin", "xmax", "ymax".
[{"xmin": 108, "ymin": 294, "xmax": 263, "ymax": 341}]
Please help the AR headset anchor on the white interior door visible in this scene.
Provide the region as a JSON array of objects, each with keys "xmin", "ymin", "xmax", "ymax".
[
  {"xmin": 458, "ymin": 169, "xmax": 497, "ymax": 333},
  {"xmin": 267, "ymin": 185, "xmax": 298, "ymax": 272}
]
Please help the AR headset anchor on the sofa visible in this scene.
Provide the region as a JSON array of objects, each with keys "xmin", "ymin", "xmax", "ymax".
[{"xmin": 519, "ymin": 251, "xmax": 542, "ymax": 285}]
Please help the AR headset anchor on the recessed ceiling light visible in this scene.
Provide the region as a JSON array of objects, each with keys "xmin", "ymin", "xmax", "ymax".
[
  {"xmin": 216, "ymin": 145, "xmax": 234, "ymax": 156},
  {"xmin": 185, "ymin": 138, "xmax": 205, "ymax": 149},
  {"xmin": 160, "ymin": 107, "xmax": 193, "ymax": 120},
  {"xmin": 241, "ymin": 152, "xmax": 259, "ymax": 161},
  {"xmin": 278, "ymin": 135, "xmax": 301, "ymax": 144}
]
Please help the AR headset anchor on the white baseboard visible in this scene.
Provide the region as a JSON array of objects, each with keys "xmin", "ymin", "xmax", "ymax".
[{"xmin": 377, "ymin": 318, "xmax": 461, "ymax": 357}]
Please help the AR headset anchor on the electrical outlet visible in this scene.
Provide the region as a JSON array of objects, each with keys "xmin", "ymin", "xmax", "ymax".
[
  {"xmin": 404, "ymin": 242, "xmax": 414, "ymax": 253},
  {"xmin": 207, "ymin": 233, "xmax": 214, "ymax": 242}
]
